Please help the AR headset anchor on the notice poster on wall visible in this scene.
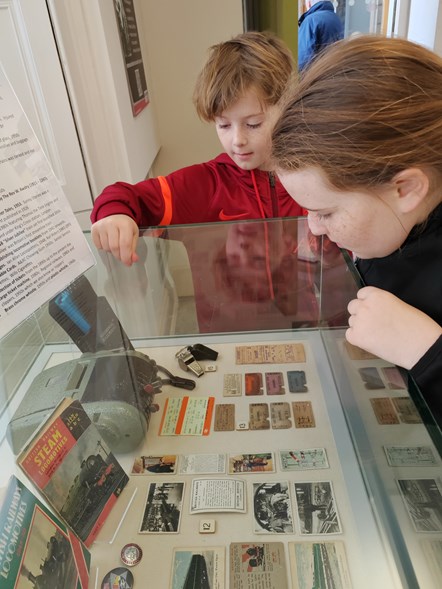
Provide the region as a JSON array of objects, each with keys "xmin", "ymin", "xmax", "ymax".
[
  {"xmin": 0, "ymin": 65, "xmax": 95, "ymax": 340},
  {"xmin": 113, "ymin": 0, "xmax": 149, "ymax": 116}
]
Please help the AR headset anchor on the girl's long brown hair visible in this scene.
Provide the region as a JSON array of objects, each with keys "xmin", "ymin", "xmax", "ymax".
[{"xmin": 272, "ymin": 35, "xmax": 442, "ymax": 191}]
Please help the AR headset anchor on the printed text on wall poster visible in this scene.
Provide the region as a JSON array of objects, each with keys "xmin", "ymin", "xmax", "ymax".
[{"xmin": 0, "ymin": 65, "xmax": 95, "ymax": 339}]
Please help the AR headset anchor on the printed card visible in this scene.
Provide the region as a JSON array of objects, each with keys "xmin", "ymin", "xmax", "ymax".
[
  {"xmin": 370, "ymin": 398, "xmax": 399, "ymax": 425},
  {"xmin": 228, "ymin": 453, "xmax": 275, "ymax": 474},
  {"xmin": 270, "ymin": 402, "xmax": 292, "ymax": 429},
  {"xmin": 131, "ymin": 454, "xmax": 177, "ymax": 475},
  {"xmin": 358, "ymin": 367, "xmax": 385, "ymax": 390},
  {"xmin": 280, "ymin": 449, "xmax": 329, "ymax": 471},
  {"xmin": 190, "ymin": 479, "xmax": 246, "ymax": 513},
  {"xmin": 214, "ymin": 404, "xmax": 235, "ymax": 431},
  {"xmin": 139, "ymin": 482, "xmax": 184, "ymax": 533},
  {"xmin": 223, "ymin": 373, "xmax": 242, "ymax": 397},
  {"xmin": 249, "ymin": 403, "xmax": 270, "ymax": 430},
  {"xmin": 294, "ymin": 481, "xmax": 342, "ymax": 535},
  {"xmin": 421, "ymin": 539, "xmax": 442, "ymax": 586},
  {"xmin": 384, "ymin": 446, "xmax": 438, "ymax": 467},
  {"xmin": 382, "ymin": 366, "xmax": 407, "ymax": 390},
  {"xmin": 289, "ymin": 541, "xmax": 352, "ymax": 589},
  {"xmin": 265, "ymin": 372, "xmax": 285, "ymax": 395},
  {"xmin": 159, "ymin": 396, "xmax": 215, "ymax": 436},
  {"xmin": 292, "ymin": 401, "xmax": 316, "ymax": 428},
  {"xmin": 392, "ymin": 397, "xmax": 422, "ymax": 424},
  {"xmin": 245, "ymin": 373, "xmax": 264, "ymax": 396},
  {"xmin": 397, "ymin": 478, "xmax": 442, "ymax": 532},
  {"xmin": 344, "ymin": 341, "xmax": 378, "ymax": 360},
  {"xmin": 287, "ymin": 370, "xmax": 308, "ymax": 393},
  {"xmin": 253, "ymin": 482, "xmax": 294, "ymax": 534},
  {"xmin": 170, "ymin": 547, "xmax": 225, "ymax": 589},
  {"xmin": 235, "ymin": 343, "xmax": 305, "ymax": 364},
  {"xmin": 229, "ymin": 542, "xmax": 288, "ymax": 589},
  {"xmin": 179, "ymin": 454, "xmax": 226, "ymax": 475}
]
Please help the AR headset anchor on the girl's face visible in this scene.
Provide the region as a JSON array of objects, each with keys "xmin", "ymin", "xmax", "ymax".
[
  {"xmin": 278, "ymin": 167, "xmax": 413, "ymax": 259},
  {"xmin": 215, "ymin": 88, "xmax": 277, "ymax": 171}
]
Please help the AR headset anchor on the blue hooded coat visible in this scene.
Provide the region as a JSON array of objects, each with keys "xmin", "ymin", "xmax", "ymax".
[{"xmin": 298, "ymin": 1, "xmax": 344, "ymax": 71}]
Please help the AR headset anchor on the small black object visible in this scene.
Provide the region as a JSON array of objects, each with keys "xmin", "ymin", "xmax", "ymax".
[
  {"xmin": 188, "ymin": 343, "xmax": 218, "ymax": 361},
  {"xmin": 157, "ymin": 364, "xmax": 196, "ymax": 390}
]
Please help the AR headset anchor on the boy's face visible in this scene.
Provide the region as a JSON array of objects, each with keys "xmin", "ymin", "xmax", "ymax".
[{"xmin": 215, "ymin": 88, "xmax": 277, "ymax": 171}]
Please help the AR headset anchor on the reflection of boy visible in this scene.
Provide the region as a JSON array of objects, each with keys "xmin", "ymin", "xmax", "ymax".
[
  {"xmin": 91, "ymin": 32, "xmax": 304, "ymax": 266},
  {"xmin": 211, "ymin": 220, "xmax": 319, "ymax": 329}
]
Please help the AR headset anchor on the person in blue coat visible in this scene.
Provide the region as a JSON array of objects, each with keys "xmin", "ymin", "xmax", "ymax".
[{"xmin": 298, "ymin": 1, "xmax": 344, "ymax": 71}]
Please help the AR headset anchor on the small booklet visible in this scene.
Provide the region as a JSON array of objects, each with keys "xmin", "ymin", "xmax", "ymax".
[
  {"xmin": 16, "ymin": 397, "xmax": 129, "ymax": 547},
  {"xmin": 0, "ymin": 475, "xmax": 91, "ymax": 589}
]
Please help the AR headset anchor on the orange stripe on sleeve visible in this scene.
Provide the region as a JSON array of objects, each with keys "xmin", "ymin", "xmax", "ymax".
[{"xmin": 158, "ymin": 175, "xmax": 173, "ymax": 225}]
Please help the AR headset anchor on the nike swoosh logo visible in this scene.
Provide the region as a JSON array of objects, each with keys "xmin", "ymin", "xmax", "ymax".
[{"xmin": 218, "ymin": 209, "xmax": 250, "ymax": 221}]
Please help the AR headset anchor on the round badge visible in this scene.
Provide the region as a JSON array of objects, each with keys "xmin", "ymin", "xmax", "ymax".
[
  {"xmin": 101, "ymin": 567, "xmax": 134, "ymax": 589},
  {"xmin": 121, "ymin": 543, "xmax": 143, "ymax": 567}
]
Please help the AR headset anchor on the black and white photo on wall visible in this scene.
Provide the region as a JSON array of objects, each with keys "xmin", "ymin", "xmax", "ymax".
[{"xmin": 113, "ymin": 0, "xmax": 149, "ymax": 116}]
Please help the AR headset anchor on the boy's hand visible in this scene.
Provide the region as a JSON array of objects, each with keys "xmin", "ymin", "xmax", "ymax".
[
  {"xmin": 91, "ymin": 215, "xmax": 139, "ymax": 266},
  {"xmin": 346, "ymin": 286, "xmax": 442, "ymax": 370}
]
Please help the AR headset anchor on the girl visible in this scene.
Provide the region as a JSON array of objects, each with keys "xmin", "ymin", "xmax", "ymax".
[{"xmin": 271, "ymin": 35, "xmax": 442, "ymax": 423}]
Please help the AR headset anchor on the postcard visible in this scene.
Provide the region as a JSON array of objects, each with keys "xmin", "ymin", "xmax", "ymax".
[
  {"xmin": 252, "ymin": 482, "xmax": 294, "ymax": 534},
  {"xmin": 294, "ymin": 481, "xmax": 342, "ymax": 534},
  {"xmin": 230, "ymin": 542, "xmax": 288, "ymax": 589},
  {"xmin": 280, "ymin": 449, "xmax": 329, "ymax": 471},
  {"xmin": 228, "ymin": 453, "xmax": 275, "ymax": 474},
  {"xmin": 131, "ymin": 454, "xmax": 177, "ymax": 475},
  {"xmin": 170, "ymin": 546, "xmax": 225, "ymax": 589},
  {"xmin": 384, "ymin": 446, "xmax": 437, "ymax": 467},
  {"xmin": 139, "ymin": 482, "xmax": 184, "ymax": 533},
  {"xmin": 289, "ymin": 541, "xmax": 352, "ymax": 589},
  {"xmin": 397, "ymin": 478, "xmax": 442, "ymax": 532}
]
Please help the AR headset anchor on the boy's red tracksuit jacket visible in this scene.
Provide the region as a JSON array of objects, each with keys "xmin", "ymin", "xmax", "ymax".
[{"xmin": 90, "ymin": 153, "xmax": 304, "ymax": 225}]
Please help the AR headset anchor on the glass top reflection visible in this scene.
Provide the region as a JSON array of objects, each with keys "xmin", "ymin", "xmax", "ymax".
[{"xmin": 103, "ymin": 217, "xmax": 358, "ymax": 337}]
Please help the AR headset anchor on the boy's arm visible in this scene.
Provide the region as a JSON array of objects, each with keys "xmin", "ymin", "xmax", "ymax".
[
  {"xmin": 90, "ymin": 178, "xmax": 169, "ymax": 226},
  {"xmin": 91, "ymin": 163, "xmax": 220, "ymax": 227},
  {"xmin": 90, "ymin": 164, "xmax": 220, "ymax": 265}
]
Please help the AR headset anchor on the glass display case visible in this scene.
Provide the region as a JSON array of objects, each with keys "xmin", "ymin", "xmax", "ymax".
[{"xmin": 1, "ymin": 217, "xmax": 441, "ymax": 589}]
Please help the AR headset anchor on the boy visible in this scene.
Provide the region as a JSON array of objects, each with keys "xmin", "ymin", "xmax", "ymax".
[{"xmin": 90, "ymin": 32, "xmax": 304, "ymax": 266}]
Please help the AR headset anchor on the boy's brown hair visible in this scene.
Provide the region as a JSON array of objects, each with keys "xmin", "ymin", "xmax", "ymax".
[{"xmin": 193, "ymin": 31, "xmax": 295, "ymax": 122}]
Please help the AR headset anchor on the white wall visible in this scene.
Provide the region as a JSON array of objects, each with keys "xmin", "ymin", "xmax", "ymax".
[
  {"xmin": 407, "ymin": 0, "xmax": 442, "ymax": 52},
  {"xmin": 387, "ymin": 0, "xmax": 442, "ymax": 56},
  {"xmin": 138, "ymin": 0, "xmax": 243, "ymax": 176},
  {"xmin": 48, "ymin": 0, "xmax": 160, "ymax": 197}
]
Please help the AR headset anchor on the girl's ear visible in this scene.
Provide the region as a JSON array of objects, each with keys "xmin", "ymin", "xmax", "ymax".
[{"xmin": 392, "ymin": 168, "xmax": 430, "ymax": 214}]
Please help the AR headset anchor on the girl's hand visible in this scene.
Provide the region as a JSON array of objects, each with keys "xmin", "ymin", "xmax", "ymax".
[{"xmin": 346, "ymin": 286, "xmax": 442, "ymax": 369}]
